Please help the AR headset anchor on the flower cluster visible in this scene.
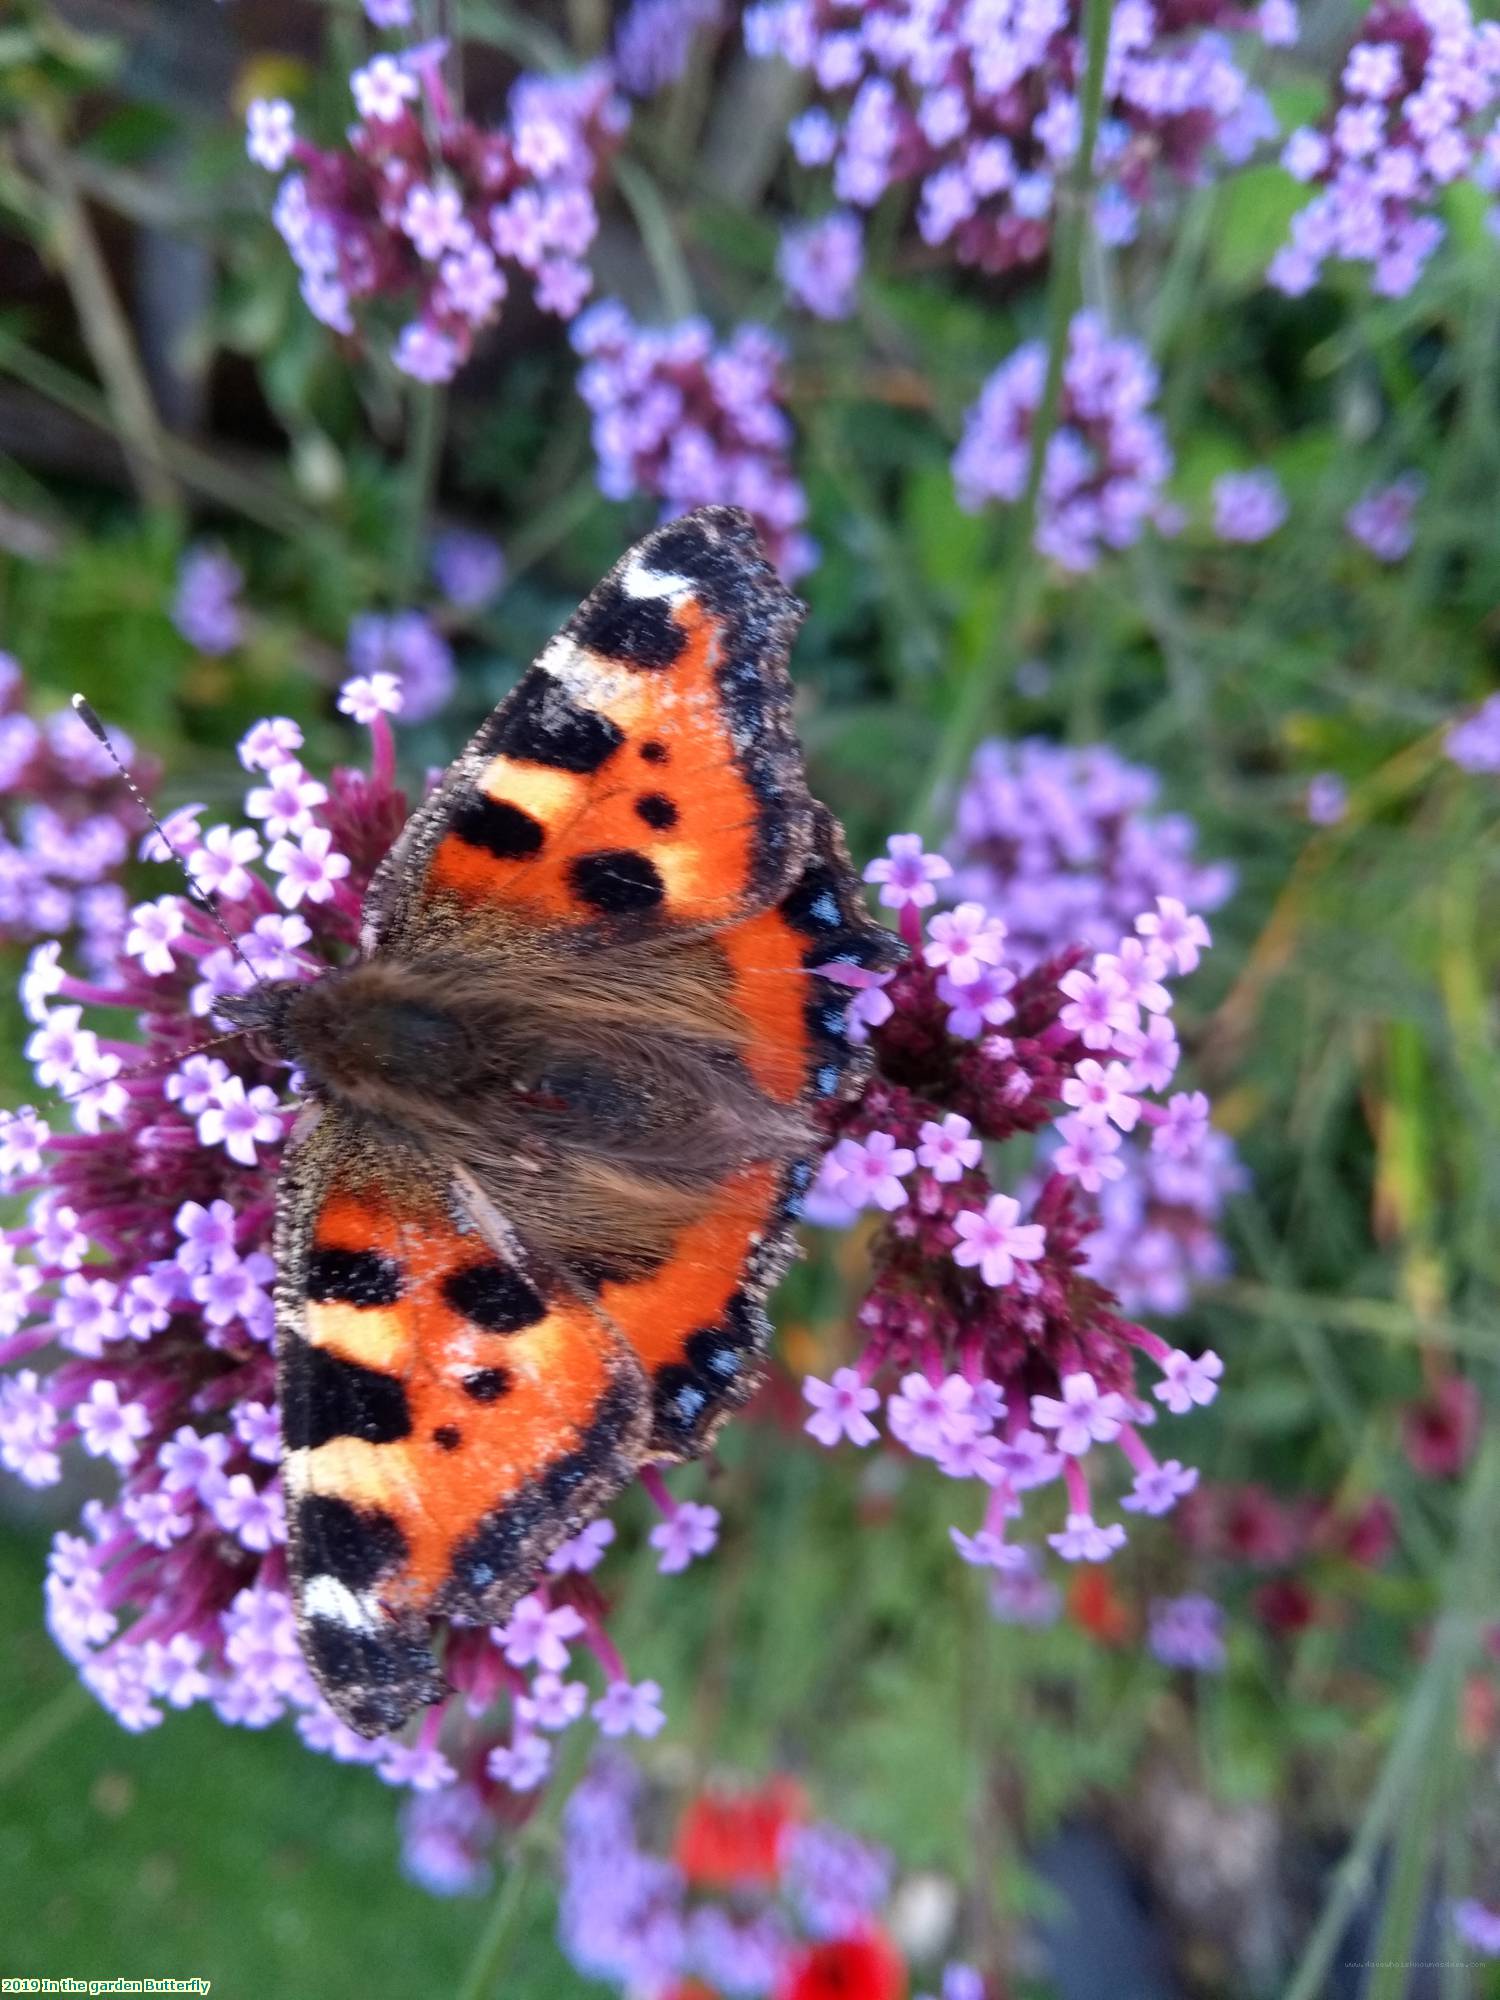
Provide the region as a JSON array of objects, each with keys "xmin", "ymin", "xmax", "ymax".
[
  {"xmin": 953, "ymin": 313, "xmax": 1174, "ymax": 571},
  {"xmin": 1271, "ymin": 0, "xmax": 1500, "ymax": 299},
  {"xmin": 745, "ymin": 0, "xmax": 1288, "ymax": 279},
  {"xmin": 0, "ymin": 661, "xmax": 153, "ymax": 975},
  {"xmin": 549, "ymin": 1754, "xmax": 956, "ymax": 2000},
  {"xmin": 948, "ymin": 737, "xmax": 1234, "ymax": 969},
  {"xmin": 0, "ymin": 684, "xmax": 716, "ymax": 1802},
  {"xmin": 250, "ymin": 45, "xmax": 626, "ymax": 381},
  {"xmin": 573, "ymin": 302, "xmax": 815, "ymax": 580},
  {"xmin": 802, "ymin": 829, "xmax": 1231, "ymax": 1581}
]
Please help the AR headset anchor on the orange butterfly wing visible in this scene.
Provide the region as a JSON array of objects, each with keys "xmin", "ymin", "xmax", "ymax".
[
  {"xmin": 276, "ymin": 508, "xmax": 899, "ymax": 1733},
  {"xmin": 278, "ymin": 1114, "xmax": 648, "ymax": 1737}
]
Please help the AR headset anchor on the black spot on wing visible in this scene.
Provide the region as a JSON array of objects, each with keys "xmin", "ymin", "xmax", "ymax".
[
  {"xmin": 634, "ymin": 792, "xmax": 679, "ymax": 831},
  {"xmin": 461, "ymin": 1368, "xmax": 512, "ymax": 1404},
  {"xmin": 432, "ymin": 1424, "xmax": 462, "ymax": 1451},
  {"xmin": 450, "ymin": 791, "xmax": 545, "ymax": 860},
  {"xmin": 282, "ymin": 1339, "xmax": 411, "ymax": 1449},
  {"xmin": 442, "ymin": 1262, "xmax": 546, "ymax": 1335},
  {"xmin": 478, "ymin": 671, "xmax": 625, "ymax": 775},
  {"xmin": 306, "ymin": 1247, "xmax": 403, "ymax": 1309},
  {"xmin": 572, "ymin": 582, "xmax": 686, "ymax": 670},
  {"xmin": 639, "ymin": 740, "xmax": 668, "ymax": 765},
  {"xmin": 298, "ymin": 1492, "xmax": 406, "ymax": 1589},
  {"xmin": 568, "ymin": 849, "xmax": 665, "ymax": 916}
]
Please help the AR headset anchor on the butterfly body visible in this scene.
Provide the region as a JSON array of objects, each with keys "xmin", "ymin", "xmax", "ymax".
[{"xmin": 223, "ymin": 507, "xmax": 900, "ymax": 1737}]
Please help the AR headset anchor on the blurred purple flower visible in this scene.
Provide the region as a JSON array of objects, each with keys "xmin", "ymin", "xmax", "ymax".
[
  {"xmin": 1453, "ymin": 1899, "xmax": 1500, "ymax": 1958},
  {"xmin": 556, "ymin": 1754, "xmax": 898, "ymax": 1993},
  {"xmin": 948, "ymin": 738, "xmax": 1233, "ymax": 969},
  {"xmin": 573, "ymin": 301, "xmax": 814, "ymax": 579},
  {"xmin": 1271, "ymin": 2, "xmax": 1500, "ymax": 299},
  {"xmin": 1345, "ymin": 473, "xmax": 1423, "ymax": 561},
  {"xmin": 172, "ymin": 548, "xmax": 245, "ymax": 655},
  {"xmin": 1448, "ymin": 694, "xmax": 1500, "ymax": 774},
  {"xmin": 430, "ymin": 529, "xmax": 506, "ymax": 609},
  {"xmin": 614, "ymin": 0, "xmax": 724, "ymax": 96},
  {"xmin": 954, "ymin": 314, "xmax": 1174, "ymax": 571},
  {"xmin": 1148, "ymin": 1592, "xmax": 1227, "ymax": 1670},
  {"xmin": 348, "ymin": 611, "xmax": 456, "ymax": 724},
  {"xmin": 778, "ymin": 212, "xmax": 863, "ymax": 319},
  {"xmin": 0, "ymin": 676, "xmax": 151, "ymax": 975},
  {"xmin": 1306, "ymin": 772, "xmax": 1349, "ymax": 823},
  {"xmin": 1212, "ymin": 469, "xmax": 1288, "ymax": 543}
]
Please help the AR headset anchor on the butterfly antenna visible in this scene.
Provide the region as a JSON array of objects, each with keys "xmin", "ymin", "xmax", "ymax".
[
  {"xmin": 46, "ymin": 1026, "xmax": 255, "ymax": 1112},
  {"xmin": 71, "ymin": 694, "xmax": 266, "ymax": 990}
]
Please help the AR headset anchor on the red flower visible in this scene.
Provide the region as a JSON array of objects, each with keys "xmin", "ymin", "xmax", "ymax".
[
  {"xmin": 1402, "ymin": 1377, "xmax": 1480, "ymax": 1479},
  {"xmin": 1252, "ymin": 1578, "xmax": 1319, "ymax": 1638},
  {"xmin": 774, "ymin": 1929, "xmax": 907, "ymax": 2000},
  {"xmin": 674, "ymin": 1777, "xmax": 808, "ymax": 1889},
  {"xmin": 1068, "ymin": 1566, "xmax": 1133, "ymax": 1645}
]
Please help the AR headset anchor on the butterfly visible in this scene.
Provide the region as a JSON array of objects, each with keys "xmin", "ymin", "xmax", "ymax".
[{"xmin": 219, "ymin": 506, "xmax": 902, "ymax": 1737}]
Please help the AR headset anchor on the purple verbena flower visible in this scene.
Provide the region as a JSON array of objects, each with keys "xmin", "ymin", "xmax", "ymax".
[
  {"xmin": 1448, "ymin": 694, "xmax": 1500, "ymax": 774},
  {"xmin": 954, "ymin": 314, "xmax": 1175, "ymax": 572},
  {"xmin": 572, "ymin": 301, "xmax": 814, "ymax": 580},
  {"xmin": 1212, "ymin": 468, "xmax": 1288, "ymax": 543},
  {"xmin": 1148, "ymin": 1591, "xmax": 1226, "ymax": 1669},
  {"xmin": 1346, "ymin": 472, "xmax": 1423, "ymax": 560},
  {"xmin": 1270, "ymin": 3, "xmax": 1500, "ymax": 299},
  {"xmin": 172, "ymin": 547, "xmax": 245, "ymax": 654},
  {"xmin": 259, "ymin": 51, "xmax": 626, "ymax": 379},
  {"xmin": 778, "ymin": 211, "xmax": 863, "ymax": 319},
  {"xmin": 746, "ymin": 0, "xmax": 1287, "ymax": 277},
  {"xmin": 614, "ymin": 0, "xmax": 725, "ymax": 96}
]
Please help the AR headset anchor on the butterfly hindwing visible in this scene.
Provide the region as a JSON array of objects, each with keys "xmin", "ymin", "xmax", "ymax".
[{"xmin": 276, "ymin": 1108, "xmax": 649, "ymax": 1736}]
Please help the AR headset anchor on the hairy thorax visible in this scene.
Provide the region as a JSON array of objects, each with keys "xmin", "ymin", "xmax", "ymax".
[{"xmin": 220, "ymin": 949, "xmax": 813, "ymax": 1276}]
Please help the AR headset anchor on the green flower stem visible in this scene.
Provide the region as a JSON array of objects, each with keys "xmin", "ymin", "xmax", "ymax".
[
  {"xmin": 454, "ymin": 1834, "xmax": 540, "ymax": 2000},
  {"xmin": 399, "ymin": 382, "xmax": 447, "ymax": 598},
  {"xmin": 0, "ymin": 1679, "xmax": 92, "ymax": 1792},
  {"xmin": 916, "ymin": 0, "xmax": 1114, "ymax": 841},
  {"xmin": 615, "ymin": 157, "xmax": 699, "ymax": 321},
  {"xmin": 0, "ymin": 330, "xmax": 346, "ymax": 553},
  {"xmin": 21, "ymin": 116, "xmax": 181, "ymax": 521}
]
